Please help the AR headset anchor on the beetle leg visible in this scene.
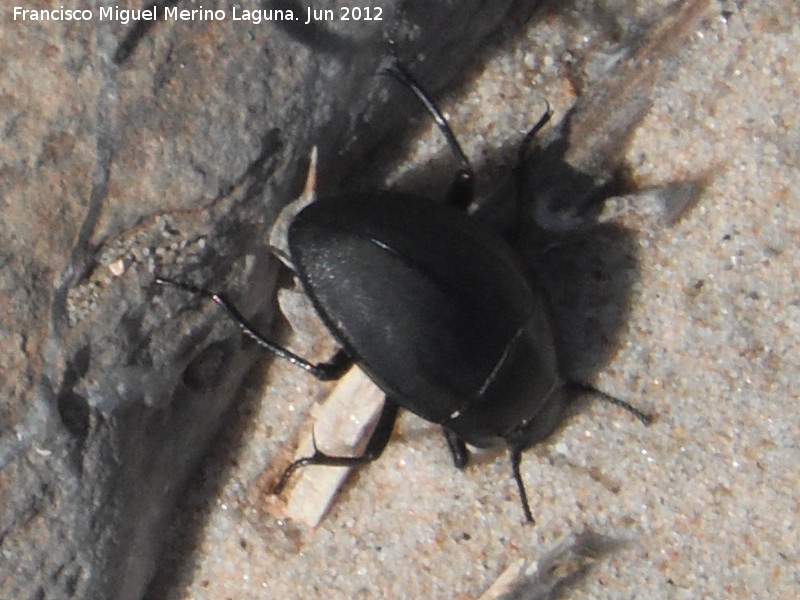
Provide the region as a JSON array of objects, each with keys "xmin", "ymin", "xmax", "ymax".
[
  {"xmin": 515, "ymin": 102, "xmax": 553, "ymax": 176},
  {"xmin": 445, "ymin": 168, "xmax": 475, "ymax": 212},
  {"xmin": 381, "ymin": 61, "xmax": 476, "ymax": 211},
  {"xmin": 442, "ymin": 428, "xmax": 469, "ymax": 469},
  {"xmin": 513, "ymin": 103, "xmax": 553, "ymax": 231},
  {"xmin": 273, "ymin": 398, "xmax": 400, "ymax": 494},
  {"xmin": 154, "ymin": 277, "xmax": 353, "ymax": 381},
  {"xmin": 305, "ymin": 348, "xmax": 353, "ymax": 381}
]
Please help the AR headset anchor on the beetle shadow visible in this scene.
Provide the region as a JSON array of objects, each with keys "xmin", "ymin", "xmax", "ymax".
[
  {"xmin": 501, "ymin": 154, "xmax": 639, "ymax": 399},
  {"xmin": 525, "ymin": 218, "xmax": 640, "ymax": 394}
]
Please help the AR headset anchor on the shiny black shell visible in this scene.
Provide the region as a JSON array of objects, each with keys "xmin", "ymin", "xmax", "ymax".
[{"xmin": 288, "ymin": 192, "xmax": 563, "ymax": 448}]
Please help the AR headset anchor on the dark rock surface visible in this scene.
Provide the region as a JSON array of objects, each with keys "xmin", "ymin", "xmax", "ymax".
[{"xmin": 0, "ymin": 1, "xmax": 520, "ymax": 598}]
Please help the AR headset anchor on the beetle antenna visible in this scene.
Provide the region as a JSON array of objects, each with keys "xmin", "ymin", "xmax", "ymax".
[
  {"xmin": 510, "ymin": 448, "xmax": 535, "ymax": 523},
  {"xmin": 570, "ymin": 381, "xmax": 653, "ymax": 426}
]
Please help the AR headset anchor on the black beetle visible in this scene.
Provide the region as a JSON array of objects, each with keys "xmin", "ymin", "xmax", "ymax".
[{"xmin": 156, "ymin": 62, "xmax": 650, "ymax": 523}]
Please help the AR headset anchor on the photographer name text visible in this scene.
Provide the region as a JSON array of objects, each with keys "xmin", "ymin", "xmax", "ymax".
[{"xmin": 12, "ymin": 5, "xmax": 383, "ymax": 25}]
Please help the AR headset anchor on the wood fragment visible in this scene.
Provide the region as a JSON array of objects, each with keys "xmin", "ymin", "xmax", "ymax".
[
  {"xmin": 270, "ymin": 366, "xmax": 385, "ymax": 527},
  {"xmin": 478, "ymin": 559, "xmax": 526, "ymax": 600}
]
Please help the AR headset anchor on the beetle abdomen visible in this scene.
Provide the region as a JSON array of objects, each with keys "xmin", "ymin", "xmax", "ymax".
[{"xmin": 288, "ymin": 192, "xmax": 554, "ymax": 425}]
